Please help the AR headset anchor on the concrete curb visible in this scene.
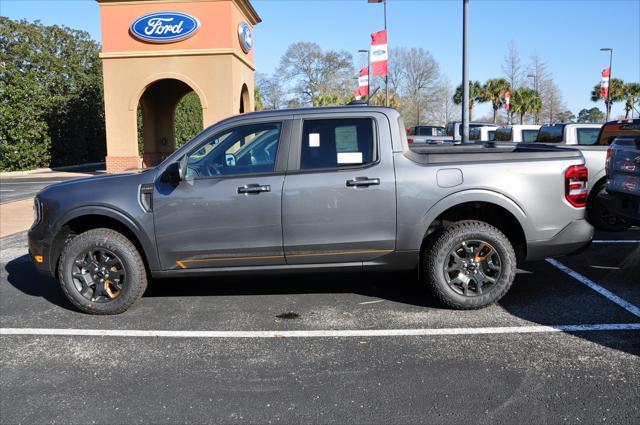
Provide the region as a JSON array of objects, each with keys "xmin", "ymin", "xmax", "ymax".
[{"xmin": 0, "ymin": 162, "xmax": 105, "ymax": 177}]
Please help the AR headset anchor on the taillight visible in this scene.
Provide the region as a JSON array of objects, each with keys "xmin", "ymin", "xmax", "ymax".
[
  {"xmin": 605, "ymin": 147, "xmax": 612, "ymax": 170},
  {"xmin": 408, "ymin": 138, "xmax": 414, "ymax": 144},
  {"xmin": 564, "ymin": 165, "xmax": 588, "ymax": 207}
]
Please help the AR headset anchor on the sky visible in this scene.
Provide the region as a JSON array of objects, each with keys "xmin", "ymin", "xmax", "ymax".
[{"xmin": 2, "ymin": 0, "xmax": 639, "ymax": 118}]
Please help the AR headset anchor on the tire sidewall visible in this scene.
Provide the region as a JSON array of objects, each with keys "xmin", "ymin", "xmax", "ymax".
[{"xmin": 59, "ymin": 231, "xmax": 143, "ymax": 314}]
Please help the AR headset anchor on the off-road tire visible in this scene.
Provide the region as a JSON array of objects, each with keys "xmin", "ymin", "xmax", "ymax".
[
  {"xmin": 424, "ymin": 220, "xmax": 517, "ymax": 309},
  {"xmin": 58, "ymin": 228, "xmax": 147, "ymax": 315}
]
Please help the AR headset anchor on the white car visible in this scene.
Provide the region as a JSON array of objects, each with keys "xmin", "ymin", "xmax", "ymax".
[
  {"xmin": 494, "ymin": 125, "xmax": 541, "ymax": 143},
  {"xmin": 469, "ymin": 126, "xmax": 499, "ymax": 142}
]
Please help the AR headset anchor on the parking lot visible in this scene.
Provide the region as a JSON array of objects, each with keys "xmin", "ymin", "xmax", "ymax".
[{"xmin": 1, "ymin": 228, "xmax": 639, "ymax": 424}]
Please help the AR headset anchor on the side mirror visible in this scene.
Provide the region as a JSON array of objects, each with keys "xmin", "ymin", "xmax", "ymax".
[{"xmin": 161, "ymin": 161, "xmax": 183, "ymax": 185}]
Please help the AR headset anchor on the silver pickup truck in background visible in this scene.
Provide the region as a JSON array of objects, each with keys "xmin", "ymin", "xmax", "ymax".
[
  {"xmin": 29, "ymin": 107, "xmax": 593, "ymax": 314},
  {"xmin": 536, "ymin": 121, "xmax": 635, "ymax": 231}
]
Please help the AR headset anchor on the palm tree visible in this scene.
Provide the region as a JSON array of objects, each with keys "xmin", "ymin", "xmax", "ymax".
[
  {"xmin": 511, "ymin": 87, "xmax": 542, "ymax": 124},
  {"xmin": 453, "ymin": 81, "xmax": 485, "ymax": 121},
  {"xmin": 482, "ymin": 78, "xmax": 511, "ymax": 124},
  {"xmin": 623, "ymin": 82, "xmax": 640, "ymax": 118},
  {"xmin": 591, "ymin": 78, "xmax": 626, "ymax": 120}
]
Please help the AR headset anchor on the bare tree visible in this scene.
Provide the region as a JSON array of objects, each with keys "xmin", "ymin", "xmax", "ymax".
[
  {"xmin": 256, "ymin": 73, "xmax": 286, "ymax": 110},
  {"xmin": 526, "ymin": 53, "xmax": 550, "ymax": 124},
  {"xmin": 540, "ymin": 78, "xmax": 565, "ymax": 124},
  {"xmin": 276, "ymin": 42, "xmax": 353, "ymax": 106},
  {"xmin": 392, "ymin": 47, "xmax": 440, "ymax": 126},
  {"xmin": 427, "ymin": 77, "xmax": 459, "ymax": 127},
  {"xmin": 502, "ymin": 40, "xmax": 522, "ymax": 123}
]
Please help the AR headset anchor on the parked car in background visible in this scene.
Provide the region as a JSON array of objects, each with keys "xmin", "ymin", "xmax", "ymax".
[
  {"xmin": 29, "ymin": 106, "xmax": 593, "ymax": 314},
  {"xmin": 599, "ymin": 131, "xmax": 640, "ymax": 226},
  {"xmin": 469, "ymin": 126, "xmax": 498, "ymax": 142},
  {"xmin": 494, "ymin": 125, "xmax": 541, "ymax": 143},
  {"xmin": 536, "ymin": 123, "xmax": 602, "ymax": 145},
  {"xmin": 446, "ymin": 121, "xmax": 497, "ymax": 143},
  {"xmin": 536, "ymin": 120, "xmax": 636, "ymax": 231},
  {"xmin": 407, "ymin": 125, "xmax": 454, "ymax": 145},
  {"xmin": 408, "ymin": 125, "xmax": 446, "ymax": 137}
]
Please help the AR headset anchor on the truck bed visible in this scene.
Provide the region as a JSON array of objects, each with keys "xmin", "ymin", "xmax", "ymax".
[{"xmin": 406, "ymin": 142, "xmax": 583, "ymax": 164}]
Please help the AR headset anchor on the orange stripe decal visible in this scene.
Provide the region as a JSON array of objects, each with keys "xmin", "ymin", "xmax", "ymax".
[{"xmin": 176, "ymin": 249, "xmax": 393, "ymax": 269}]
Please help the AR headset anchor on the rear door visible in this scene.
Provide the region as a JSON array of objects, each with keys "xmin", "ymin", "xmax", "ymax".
[{"xmin": 281, "ymin": 112, "xmax": 396, "ymax": 265}]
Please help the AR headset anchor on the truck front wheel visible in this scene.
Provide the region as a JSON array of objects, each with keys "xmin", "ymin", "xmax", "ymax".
[
  {"xmin": 424, "ymin": 220, "xmax": 517, "ymax": 309},
  {"xmin": 58, "ymin": 228, "xmax": 148, "ymax": 315}
]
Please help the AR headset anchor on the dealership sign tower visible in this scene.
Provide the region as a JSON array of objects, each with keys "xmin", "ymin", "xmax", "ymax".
[{"xmin": 97, "ymin": 0, "xmax": 261, "ymax": 171}]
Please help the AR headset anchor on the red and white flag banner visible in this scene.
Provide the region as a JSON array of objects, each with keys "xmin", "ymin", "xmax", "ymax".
[
  {"xmin": 600, "ymin": 67, "xmax": 610, "ymax": 98},
  {"xmin": 355, "ymin": 67, "xmax": 369, "ymax": 98},
  {"xmin": 370, "ymin": 29, "xmax": 388, "ymax": 77},
  {"xmin": 504, "ymin": 91, "xmax": 511, "ymax": 111}
]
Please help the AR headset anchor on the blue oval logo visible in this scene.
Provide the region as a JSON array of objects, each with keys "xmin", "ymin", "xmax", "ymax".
[
  {"xmin": 237, "ymin": 22, "xmax": 253, "ymax": 53},
  {"xmin": 372, "ymin": 49, "xmax": 386, "ymax": 56},
  {"xmin": 130, "ymin": 12, "xmax": 200, "ymax": 44}
]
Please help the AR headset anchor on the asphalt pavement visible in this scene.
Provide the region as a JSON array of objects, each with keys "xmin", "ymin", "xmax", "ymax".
[{"xmin": 1, "ymin": 229, "xmax": 639, "ymax": 424}]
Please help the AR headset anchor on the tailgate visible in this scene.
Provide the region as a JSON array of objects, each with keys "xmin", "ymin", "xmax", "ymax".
[{"xmin": 609, "ymin": 138, "xmax": 640, "ymax": 196}]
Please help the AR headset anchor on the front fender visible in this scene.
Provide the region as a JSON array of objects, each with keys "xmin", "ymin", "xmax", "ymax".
[{"xmin": 53, "ymin": 205, "xmax": 160, "ymax": 271}]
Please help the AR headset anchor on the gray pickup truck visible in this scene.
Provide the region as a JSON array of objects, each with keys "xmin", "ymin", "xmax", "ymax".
[{"xmin": 29, "ymin": 107, "xmax": 593, "ymax": 315}]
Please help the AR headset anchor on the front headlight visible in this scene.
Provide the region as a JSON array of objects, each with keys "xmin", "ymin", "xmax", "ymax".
[{"xmin": 32, "ymin": 197, "xmax": 42, "ymax": 227}]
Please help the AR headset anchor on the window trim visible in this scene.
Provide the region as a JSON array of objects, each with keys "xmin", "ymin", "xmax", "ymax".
[
  {"xmin": 182, "ymin": 120, "xmax": 290, "ymax": 181},
  {"xmin": 287, "ymin": 116, "xmax": 380, "ymax": 175}
]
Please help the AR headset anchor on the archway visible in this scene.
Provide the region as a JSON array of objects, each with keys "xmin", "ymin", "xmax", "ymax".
[
  {"xmin": 240, "ymin": 83, "xmax": 250, "ymax": 114},
  {"xmin": 136, "ymin": 78, "xmax": 204, "ymax": 167}
]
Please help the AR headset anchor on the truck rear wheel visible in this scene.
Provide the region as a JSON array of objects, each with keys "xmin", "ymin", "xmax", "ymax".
[
  {"xmin": 58, "ymin": 228, "xmax": 148, "ymax": 315},
  {"xmin": 424, "ymin": 220, "xmax": 516, "ymax": 309}
]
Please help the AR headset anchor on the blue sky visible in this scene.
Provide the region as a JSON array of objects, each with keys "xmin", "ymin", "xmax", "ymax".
[{"xmin": 2, "ymin": 0, "xmax": 639, "ymax": 118}]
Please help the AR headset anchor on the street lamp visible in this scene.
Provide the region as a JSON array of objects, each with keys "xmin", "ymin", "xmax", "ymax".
[
  {"xmin": 600, "ymin": 47, "xmax": 613, "ymax": 121},
  {"xmin": 527, "ymin": 73, "xmax": 538, "ymax": 124},
  {"xmin": 368, "ymin": 0, "xmax": 388, "ymax": 106},
  {"xmin": 358, "ymin": 49, "xmax": 370, "ymax": 104}
]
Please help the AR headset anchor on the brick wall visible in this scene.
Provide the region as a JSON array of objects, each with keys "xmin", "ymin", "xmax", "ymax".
[{"xmin": 106, "ymin": 156, "xmax": 142, "ymax": 172}]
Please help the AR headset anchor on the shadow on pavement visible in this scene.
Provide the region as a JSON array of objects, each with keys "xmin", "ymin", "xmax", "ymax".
[{"xmin": 4, "ymin": 254, "xmax": 76, "ymax": 312}]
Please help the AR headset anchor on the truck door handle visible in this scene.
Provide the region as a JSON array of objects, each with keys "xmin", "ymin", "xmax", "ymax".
[
  {"xmin": 237, "ymin": 184, "xmax": 271, "ymax": 194},
  {"xmin": 346, "ymin": 177, "xmax": 380, "ymax": 187}
]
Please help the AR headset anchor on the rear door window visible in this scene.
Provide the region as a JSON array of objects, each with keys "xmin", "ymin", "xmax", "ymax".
[
  {"xmin": 576, "ymin": 128, "xmax": 600, "ymax": 145},
  {"xmin": 300, "ymin": 118, "xmax": 376, "ymax": 170},
  {"xmin": 521, "ymin": 129, "xmax": 538, "ymax": 143}
]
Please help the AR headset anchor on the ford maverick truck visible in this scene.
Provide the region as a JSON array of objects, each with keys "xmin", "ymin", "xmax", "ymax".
[{"xmin": 29, "ymin": 107, "xmax": 594, "ymax": 314}]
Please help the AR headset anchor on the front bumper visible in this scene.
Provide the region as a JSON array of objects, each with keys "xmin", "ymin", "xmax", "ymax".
[
  {"xmin": 597, "ymin": 190, "xmax": 640, "ymax": 226},
  {"xmin": 28, "ymin": 226, "xmax": 55, "ymax": 277},
  {"xmin": 526, "ymin": 219, "xmax": 594, "ymax": 261}
]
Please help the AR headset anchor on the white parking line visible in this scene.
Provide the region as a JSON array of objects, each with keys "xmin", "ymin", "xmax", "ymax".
[
  {"xmin": 1, "ymin": 323, "xmax": 639, "ymax": 339},
  {"xmin": 0, "ymin": 190, "xmax": 15, "ymax": 192},
  {"xmin": 592, "ymin": 240, "xmax": 640, "ymax": 243},
  {"xmin": 546, "ymin": 258, "xmax": 640, "ymax": 317}
]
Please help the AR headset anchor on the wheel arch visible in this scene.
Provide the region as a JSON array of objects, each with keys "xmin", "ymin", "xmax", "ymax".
[
  {"xmin": 417, "ymin": 191, "xmax": 530, "ymax": 265},
  {"xmin": 50, "ymin": 207, "xmax": 159, "ymax": 275}
]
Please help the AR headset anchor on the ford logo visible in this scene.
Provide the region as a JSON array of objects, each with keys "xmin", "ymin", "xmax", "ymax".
[
  {"xmin": 372, "ymin": 49, "xmax": 386, "ymax": 56},
  {"xmin": 238, "ymin": 22, "xmax": 253, "ymax": 53},
  {"xmin": 130, "ymin": 12, "xmax": 200, "ymax": 43}
]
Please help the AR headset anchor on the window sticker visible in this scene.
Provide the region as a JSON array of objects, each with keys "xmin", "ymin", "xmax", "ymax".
[
  {"xmin": 309, "ymin": 133, "xmax": 320, "ymax": 147},
  {"xmin": 335, "ymin": 126, "xmax": 358, "ymax": 152},
  {"xmin": 337, "ymin": 152, "xmax": 363, "ymax": 164}
]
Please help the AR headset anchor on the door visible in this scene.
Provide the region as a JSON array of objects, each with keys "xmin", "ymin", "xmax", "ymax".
[
  {"xmin": 153, "ymin": 120, "xmax": 290, "ymax": 270},
  {"xmin": 282, "ymin": 114, "xmax": 397, "ymax": 265}
]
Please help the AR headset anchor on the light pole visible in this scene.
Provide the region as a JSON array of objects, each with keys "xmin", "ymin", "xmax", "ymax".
[
  {"xmin": 358, "ymin": 49, "xmax": 370, "ymax": 104},
  {"xmin": 461, "ymin": 0, "xmax": 470, "ymax": 143},
  {"xmin": 368, "ymin": 0, "xmax": 388, "ymax": 106},
  {"xmin": 527, "ymin": 73, "xmax": 538, "ymax": 124},
  {"xmin": 600, "ymin": 47, "xmax": 613, "ymax": 121}
]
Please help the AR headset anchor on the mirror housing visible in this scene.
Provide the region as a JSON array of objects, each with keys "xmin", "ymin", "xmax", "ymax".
[{"xmin": 161, "ymin": 161, "xmax": 183, "ymax": 185}]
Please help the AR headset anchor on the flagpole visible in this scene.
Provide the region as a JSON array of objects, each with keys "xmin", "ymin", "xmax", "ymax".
[{"xmin": 384, "ymin": 0, "xmax": 388, "ymax": 107}]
